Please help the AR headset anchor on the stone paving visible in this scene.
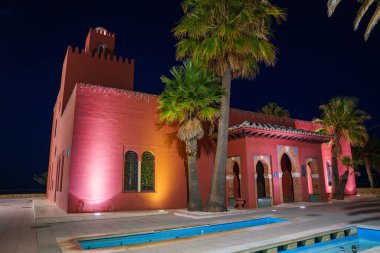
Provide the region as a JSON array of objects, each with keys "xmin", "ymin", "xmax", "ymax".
[
  {"xmin": 33, "ymin": 198, "xmax": 169, "ymax": 224},
  {"xmin": 0, "ymin": 196, "xmax": 379, "ymax": 253}
]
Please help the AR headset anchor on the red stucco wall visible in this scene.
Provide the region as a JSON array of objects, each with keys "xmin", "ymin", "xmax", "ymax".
[
  {"xmin": 47, "ymin": 28, "xmax": 355, "ymax": 213},
  {"xmin": 47, "ymin": 88, "xmax": 77, "ymax": 211},
  {"xmin": 66, "ymin": 84, "xmax": 214, "ymax": 212},
  {"xmin": 295, "ymin": 119, "xmax": 356, "ymax": 196},
  {"xmin": 227, "ymin": 136, "xmax": 327, "ymax": 208},
  {"xmin": 48, "ymin": 84, "xmax": 356, "ymax": 212},
  {"xmin": 60, "ymin": 47, "xmax": 134, "ymax": 113}
]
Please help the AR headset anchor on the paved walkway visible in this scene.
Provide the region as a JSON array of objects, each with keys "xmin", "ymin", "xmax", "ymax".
[
  {"xmin": 0, "ymin": 197, "xmax": 379, "ymax": 253},
  {"xmin": 0, "ymin": 198, "xmax": 37, "ymax": 253},
  {"xmin": 33, "ymin": 198, "xmax": 168, "ymax": 224}
]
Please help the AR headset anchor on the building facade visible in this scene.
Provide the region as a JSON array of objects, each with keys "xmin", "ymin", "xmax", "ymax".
[{"xmin": 47, "ymin": 28, "xmax": 356, "ymax": 213}]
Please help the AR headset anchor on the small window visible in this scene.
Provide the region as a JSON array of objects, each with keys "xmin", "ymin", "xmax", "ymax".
[
  {"xmin": 60, "ymin": 155, "xmax": 64, "ymax": 192},
  {"xmin": 141, "ymin": 152, "xmax": 155, "ymax": 191},
  {"xmin": 124, "ymin": 151, "xmax": 138, "ymax": 191},
  {"xmin": 54, "ymin": 119, "xmax": 57, "ymax": 137}
]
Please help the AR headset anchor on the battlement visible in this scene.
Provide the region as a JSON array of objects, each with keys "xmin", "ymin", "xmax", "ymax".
[
  {"xmin": 58, "ymin": 27, "xmax": 135, "ymax": 114},
  {"xmin": 66, "ymin": 46, "xmax": 134, "ymax": 65},
  {"xmin": 90, "ymin": 27, "xmax": 115, "ymax": 37}
]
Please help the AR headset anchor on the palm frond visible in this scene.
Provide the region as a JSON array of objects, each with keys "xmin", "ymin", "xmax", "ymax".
[
  {"xmin": 158, "ymin": 60, "xmax": 225, "ymax": 142},
  {"xmin": 260, "ymin": 102, "xmax": 290, "ymax": 118},
  {"xmin": 173, "ymin": 0, "xmax": 286, "ymax": 78},
  {"xmin": 354, "ymin": 0, "xmax": 375, "ymax": 30},
  {"xmin": 327, "ymin": 0, "xmax": 342, "ymax": 17},
  {"xmin": 314, "ymin": 96, "xmax": 370, "ymax": 155},
  {"xmin": 364, "ymin": 3, "xmax": 380, "ymax": 40},
  {"xmin": 178, "ymin": 118, "xmax": 204, "ymax": 141},
  {"xmin": 341, "ymin": 156, "xmax": 354, "ymax": 167}
]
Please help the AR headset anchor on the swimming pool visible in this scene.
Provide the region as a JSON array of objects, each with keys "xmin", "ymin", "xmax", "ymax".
[
  {"xmin": 78, "ymin": 217, "xmax": 287, "ymax": 250},
  {"xmin": 286, "ymin": 227, "xmax": 380, "ymax": 253}
]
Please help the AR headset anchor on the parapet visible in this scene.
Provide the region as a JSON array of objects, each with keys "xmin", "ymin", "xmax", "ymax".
[
  {"xmin": 66, "ymin": 45, "xmax": 134, "ymax": 65},
  {"xmin": 91, "ymin": 27, "xmax": 115, "ymax": 37}
]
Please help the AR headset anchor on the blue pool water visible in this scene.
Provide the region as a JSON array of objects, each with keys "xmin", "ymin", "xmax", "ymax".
[
  {"xmin": 286, "ymin": 228, "xmax": 380, "ymax": 253},
  {"xmin": 78, "ymin": 217, "xmax": 287, "ymax": 250}
]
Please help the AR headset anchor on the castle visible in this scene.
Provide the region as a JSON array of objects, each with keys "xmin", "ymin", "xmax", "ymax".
[{"xmin": 47, "ymin": 28, "xmax": 356, "ymax": 213}]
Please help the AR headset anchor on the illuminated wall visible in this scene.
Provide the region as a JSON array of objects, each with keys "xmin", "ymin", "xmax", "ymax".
[
  {"xmin": 227, "ymin": 137, "xmax": 327, "ymax": 208},
  {"xmin": 66, "ymin": 84, "xmax": 214, "ymax": 212},
  {"xmin": 47, "ymin": 28, "xmax": 355, "ymax": 213}
]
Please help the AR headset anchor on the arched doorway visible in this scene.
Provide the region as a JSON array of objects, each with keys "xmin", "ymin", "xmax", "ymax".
[
  {"xmin": 281, "ymin": 154, "xmax": 294, "ymax": 202},
  {"xmin": 233, "ymin": 162, "xmax": 241, "ymax": 199},
  {"xmin": 256, "ymin": 161, "xmax": 266, "ymax": 198}
]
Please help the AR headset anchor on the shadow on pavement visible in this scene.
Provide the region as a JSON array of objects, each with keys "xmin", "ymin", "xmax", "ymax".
[{"xmin": 341, "ymin": 198, "xmax": 380, "ymax": 224}]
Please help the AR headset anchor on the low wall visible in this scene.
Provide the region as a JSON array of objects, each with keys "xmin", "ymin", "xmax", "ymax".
[
  {"xmin": 356, "ymin": 188, "xmax": 380, "ymax": 196},
  {"xmin": 0, "ymin": 193, "xmax": 46, "ymax": 199}
]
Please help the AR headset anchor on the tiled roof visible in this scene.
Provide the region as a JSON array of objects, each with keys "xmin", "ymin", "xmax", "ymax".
[{"xmin": 228, "ymin": 121, "xmax": 333, "ymax": 143}]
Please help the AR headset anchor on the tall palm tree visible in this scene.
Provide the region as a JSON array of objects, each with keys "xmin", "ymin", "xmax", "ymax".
[
  {"xmin": 327, "ymin": 0, "xmax": 380, "ymax": 41},
  {"xmin": 260, "ymin": 102, "xmax": 290, "ymax": 118},
  {"xmin": 353, "ymin": 135, "xmax": 380, "ymax": 188},
  {"xmin": 174, "ymin": 0, "xmax": 286, "ymax": 212},
  {"xmin": 158, "ymin": 60, "xmax": 224, "ymax": 211},
  {"xmin": 313, "ymin": 97, "xmax": 370, "ymax": 199}
]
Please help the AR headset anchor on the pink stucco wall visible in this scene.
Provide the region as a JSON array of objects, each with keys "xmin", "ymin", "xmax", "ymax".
[
  {"xmin": 227, "ymin": 136, "xmax": 327, "ymax": 208},
  {"xmin": 48, "ymin": 84, "xmax": 356, "ymax": 212},
  {"xmin": 46, "ymin": 88, "xmax": 76, "ymax": 211},
  {"xmin": 47, "ymin": 28, "xmax": 356, "ymax": 213},
  {"xmin": 65, "ymin": 84, "xmax": 214, "ymax": 212},
  {"xmin": 295, "ymin": 120, "xmax": 356, "ymax": 196}
]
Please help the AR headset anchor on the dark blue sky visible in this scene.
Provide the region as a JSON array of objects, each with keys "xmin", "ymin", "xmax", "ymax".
[{"xmin": 0, "ymin": 0, "xmax": 378, "ymax": 191}]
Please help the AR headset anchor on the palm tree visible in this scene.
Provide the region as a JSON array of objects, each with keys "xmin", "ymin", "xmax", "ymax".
[
  {"xmin": 260, "ymin": 102, "xmax": 290, "ymax": 118},
  {"xmin": 339, "ymin": 156, "xmax": 354, "ymax": 199},
  {"xmin": 158, "ymin": 60, "xmax": 224, "ymax": 211},
  {"xmin": 174, "ymin": 0, "xmax": 286, "ymax": 212},
  {"xmin": 33, "ymin": 172, "xmax": 48, "ymax": 187},
  {"xmin": 327, "ymin": 0, "xmax": 380, "ymax": 41},
  {"xmin": 353, "ymin": 135, "xmax": 380, "ymax": 188},
  {"xmin": 313, "ymin": 97, "xmax": 370, "ymax": 199}
]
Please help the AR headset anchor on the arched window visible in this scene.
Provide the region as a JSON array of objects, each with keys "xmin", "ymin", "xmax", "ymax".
[
  {"xmin": 124, "ymin": 151, "xmax": 138, "ymax": 191},
  {"xmin": 141, "ymin": 152, "xmax": 155, "ymax": 191}
]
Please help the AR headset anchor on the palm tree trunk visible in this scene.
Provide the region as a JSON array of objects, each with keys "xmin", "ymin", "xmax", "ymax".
[
  {"xmin": 331, "ymin": 143, "xmax": 340, "ymax": 199},
  {"xmin": 205, "ymin": 67, "xmax": 232, "ymax": 212},
  {"xmin": 336, "ymin": 169, "xmax": 349, "ymax": 200},
  {"xmin": 364, "ymin": 158, "xmax": 374, "ymax": 189},
  {"xmin": 186, "ymin": 138, "xmax": 203, "ymax": 211}
]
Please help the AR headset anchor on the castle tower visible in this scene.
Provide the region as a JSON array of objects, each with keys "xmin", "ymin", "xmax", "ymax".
[
  {"xmin": 58, "ymin": 27, "xmax": 134, "ymax": 113},
  {"xmin": 85, "ymin": 27, "xmax": 115, "ymax": 57}
]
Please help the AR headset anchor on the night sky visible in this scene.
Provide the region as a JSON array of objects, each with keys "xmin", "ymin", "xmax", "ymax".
[{"xmin": 0, "ymin": 1, "xmax": 378, "ymax": 192}]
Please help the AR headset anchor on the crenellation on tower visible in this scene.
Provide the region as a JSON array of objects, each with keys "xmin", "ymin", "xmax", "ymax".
[
  {"xmin": 59, "ymin": 28, "xmax": 135, "ymax": 113},
  {"xmin": 65, "ymin": 44, "xmax": 133, "ymax": 66}
]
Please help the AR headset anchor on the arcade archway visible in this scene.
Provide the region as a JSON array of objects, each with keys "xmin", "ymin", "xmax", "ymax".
[
  {"xmin": 281, "ymin": 153, "xmax": 294, "ymax": 203},
  {"xmin": 254, "ymin": 155, "xmax": 273, "ymax": 206},
  {"xmin": 256, "ymin": 161, "xmax": 266, "ymax": 198}
]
